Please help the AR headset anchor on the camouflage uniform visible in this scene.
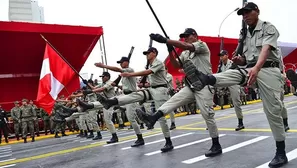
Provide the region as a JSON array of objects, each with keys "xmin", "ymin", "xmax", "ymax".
[{"xmin": 11, "ymin": 101, "xmax": 22, "ymax": 140}]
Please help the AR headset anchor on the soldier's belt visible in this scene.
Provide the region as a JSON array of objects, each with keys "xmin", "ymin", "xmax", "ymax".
[
  {"xmin": 246, "ymin": 61, "xmax": 279, "ymax": 68},
  {"xmin": 151, "ymin": 84, "xmax": 167, "ymax": 88}
]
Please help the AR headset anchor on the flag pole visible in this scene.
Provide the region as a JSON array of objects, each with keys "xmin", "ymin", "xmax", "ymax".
[
  {"xmin": 101, "ymin": 34, "xmax": 108, "ymax": 72},
  {"xmin": 40, "ymin": 34, "xmax": 85, "ymax": 81}
]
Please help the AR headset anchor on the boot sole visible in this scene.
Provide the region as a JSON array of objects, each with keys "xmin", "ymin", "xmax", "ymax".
[
  {"xmin": 205, "ymin": 150, "xmax": 222, "ymax": 157},
  {"xmin": 106, "ymin": 140, "xmax": 119, "ymax": 144},
  {"xmin": 161, "ymin": 146, "xmax": 174, "ymax": 152},
  {"xmin": 235, "ymin": 126, "xmax": 245, "ymax": 131},
  {"xmin": 97, "ymin": 94, "xmax": 111, "ymax": 109},
  {"xmin": 268, "ymin": 159, "xmax": 288, "ymax": 168},
  {"xmin": 135, "ymin": 109, "xmax": 156, "ymax": 128},
  {"xmin": 131, "ymin": 142, "xmax": 145, "ymax": 147}
]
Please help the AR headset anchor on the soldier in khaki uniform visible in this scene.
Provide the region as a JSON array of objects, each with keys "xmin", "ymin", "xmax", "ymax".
[
  {"xmin": 155, "ymin": 3, "xmax": 286, "ymax": 167},
  {"xmin": 279, "ymin": 47, "xmax": 290, "ymax": 132},
  {"xmin": 11, "ymin": 101, "xmax": 21, "ymax": 140},
  {"xmin": 93, "ymin": 48, "xmax": 173, "ymax": 152},
  {"xmin": 93, "ymin": 56, "xmax": 145, "ymax": 147},
  {"xmin": 71, "ymin": 85, "xmax": 103, "ymax": 140},
  {"xmin": 218, "ymin": 50, "xmax": 244, "ymax": 131},
  {"xmin": 138, "ymin": 29, "xmax": 222, "ymax": 157},
  {"xmin": 20, "ymin": 99, "xmax": 36, "ymax": 143},
  {"xmin": 77, "ymin": 72, "xmax": 118, "ymax": 144},
  {"xmin": 165, "ymin": 68, "xmax": 176, "ymax": 130}
]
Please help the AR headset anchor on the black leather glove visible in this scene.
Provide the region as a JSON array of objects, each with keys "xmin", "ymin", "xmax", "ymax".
[
  {"xmin": 149, "ymin": 33, "xmax": 167, "ymax": 43},
  {"xmin": 83, "ymin": 89, "xmax": 93, "ymax": 96},
  {"xmin": 82, "ymin": 79, "xmax": 88, "ymax": 85},
  {"xmin": 166, "ymin": 44, "xmax": 174, "ymax": 53}
]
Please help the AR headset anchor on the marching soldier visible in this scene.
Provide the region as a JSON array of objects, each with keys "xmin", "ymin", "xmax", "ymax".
[
  {"xmin": 279, "ymin": 47, "xmax": 290, "ymax": 132},
  {"xmin": 0, "ymin": 105, "xmax": 9, "ymax": 143},
  {"xmin": 165, "ymin": 67, "xmax": 176, "ymax": 130},
  {"xmin": 218, "ymin": 50, "xmax": 244, "ymax": 131},
  {"xmin": 29, "ymin": 100, "xmax": 40, "ymax": 137},
  {"xmin": 11, "ymin": 101, "xmax": 22, "ymax": 140},
  {"xmin": 93, "ymin": 56, "xmax": 145, "ymax": 147},
  {"xmin": 137, "ymin": 28, "xmax": 222, "ymax": 157},
  {"xmin": 77, "ymin": 72, "xmax": 118, "ymax": 144},
  {"xmin": 40, "ymin": 108, "xmax": 50, "ymax": 135},
  {"xmin": 158, "ymin": 3, "xmax": 287, "ymax": 167},
  {"xmin": 20, "ymin": 99, "xmax": 35, "ymax": 143},
  {"xmin": 85, "ymin": 48, "xmax": 173, "ymax": 152}
]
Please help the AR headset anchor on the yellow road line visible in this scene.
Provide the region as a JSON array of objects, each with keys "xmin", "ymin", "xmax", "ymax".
[
  {"xmin": 0, "ymin": 131, "xmax": 161, "ymax": 166},
  {"xmin": 175, "ymin": 127, "xmax": 297, "ymax": 133}
]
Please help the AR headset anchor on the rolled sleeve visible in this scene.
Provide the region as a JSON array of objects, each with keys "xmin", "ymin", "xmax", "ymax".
[
  {"xmin": 149, "ymin": 62, "xmax": 162, "ymax": 74},
  {"xmin": 193, "ymin": 41, "xmax": 208, "ymax": 54},
  {"xmin": 262, "ymin": 25, "xmax": 279, "ymax": 50}
]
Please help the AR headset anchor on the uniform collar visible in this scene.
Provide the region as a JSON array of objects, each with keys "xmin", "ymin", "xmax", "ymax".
[{"xmin": 254, "ymin": 19, "xmax": 264, "ymax": 31}]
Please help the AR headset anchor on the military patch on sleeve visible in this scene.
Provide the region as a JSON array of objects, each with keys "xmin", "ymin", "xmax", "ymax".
[{"xmin": 265, "ymin": 25, "xmax": 276, "ymax": 35}]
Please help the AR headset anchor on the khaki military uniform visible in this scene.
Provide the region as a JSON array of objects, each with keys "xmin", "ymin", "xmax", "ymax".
[
  {"xmin": 120, "ymin": 67, "xmax": 142, "ymax": 134},
  {"xmin": 117, "ymin": 58, "xmax": 170, "ymax": 138},
  {"xmin": 86, "ymin": 93, "xmax": 101, "ymax": 132},
  {"xmin": 20, "ymin": 105, "xmax": 35, "ymax": 139},
  {"xmin": 278, "ymin": 48, "xmax": 288, "ymax": 120},
  {"xmin": 101, "ymin": 80, "xmax": 117, "ymax": 134},
  {"xmin": 219, "ymin": 59, "xmax": 243, "ymax": 119},
  {"xmin": 11, "ymin": 106, "xmax": 21, "ymax": 138},
  {"xmin": 158, "ymin": 40, "xmax": 219, "ymax": 138},
  {"xmin": 166, "ymin": 73, "xmax": 176, "ymax": 124},
  {"xmin": 212, "ymin": 20, "xmax": 285, "ymax": 141}
]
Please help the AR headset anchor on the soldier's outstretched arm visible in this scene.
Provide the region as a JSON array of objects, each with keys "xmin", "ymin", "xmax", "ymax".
[
  {"xmin": 94, "ymin": 62, "xmax": 123, "ymax": 72},
  {"xmin": 120, "ymin": 69, "xmax": 152, "ymax": 78}
]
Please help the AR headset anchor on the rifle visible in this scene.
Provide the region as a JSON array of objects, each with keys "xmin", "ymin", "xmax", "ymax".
[
  {"xmin": 139, "ymin": 38, "xmax": 153, "ymax": 87},
  {"xmin": 230, "ymin": 3, "xmax": 248, "ymax": 69},
  {"xmin": 145, "ymin": 0, "xmax": 193, "ymax": 90}
]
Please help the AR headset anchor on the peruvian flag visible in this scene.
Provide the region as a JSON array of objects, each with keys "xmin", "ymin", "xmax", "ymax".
[{"xmin": 36, "ymin": 43, "xmax": 78, "ymax": 114}]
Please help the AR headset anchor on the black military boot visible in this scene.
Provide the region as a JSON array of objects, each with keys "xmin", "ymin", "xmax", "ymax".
[
  {"xmin": 87, "ymin": 130, "xmax": 94, "ymax": 139},
  {"xmin": 283, "ymin": 118, "xmax": 290, "ymax": 132},
  {"xmin": 45, "ymin": 130, "xmax": 48, "ymax": 135},
  {"xmin": 5, "ymin": 137, "xmax": 8, "ymax": 143},
  {"xmin": 205, "ymin": 137, "xmax": 222, "ymax": 157},
  {"xmin": 54, "ymin": 132, "xmax": 60, "ymax": 138},
  {"xmin": 106, "ymin": 133, "xmax": 118, "ymax": 144},
  {"xmin": 140, "ymin": 123, "xmax": 145, "ymax": 129},
  {"xmin": 97, "ymin": 94, "xmax": 119, "ymax": 110},
  {"xmin": 16, "ymin": 135, "xmax": 20, "ymax": 141},
  {"xmin": 161, "ymin": 137, "xmax": 174, "ymax": 152},
  {"xmin": 36, "ymin": 132, "xmax": 40, "ymax": 137},
  {"xmin": 81, "ymin": 130, "xmax": 88, "ymax": 138},
  {"xmin": 118, "ymin": 124, "xmax": 125, "ymax": 130},
  {"xmin": 77, "ymin": 130, "xmax": 83, "ymax": 137},
  {"xmin": 62, "ymin": 106, "xmax": 78, "ymax": 114},
  {"xmin": 268, "ymin": 141, "xmax": 288, "ymax": 167},
  {"xmin": 136, "ymin": 109, "xmax": 164, "ymax": 128},
  {"xmin": 131, "ymin": 134, "xmax": 145, "ymax": 147},
  {"xmin": 93, "ymin": 131, "xmax": 102, "ymax": 140},
  {"xmin": 76, "ymin": 99, "xmax": 94, "ymax": 112},
  {"xmin": 61, "ymin": 131, "xmax": 68, "ymax": 137},
  {"xmin": 31, "ymin": 137, "xmax": 35, "ymax": 142},
  {"xmin": 170, "ymin": 122, "xmax": 176, "ymax": 130},
  {"xmin": 235, "ymin": 118, "xmax": 245, "ymax": 131},
  {"xmin": 24, "ymin": 138, "xmax": 27, "ymax": 143}
]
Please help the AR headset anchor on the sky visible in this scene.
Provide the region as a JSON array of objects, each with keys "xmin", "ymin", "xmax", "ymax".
[{"xmin": 0, "ymin": 0, "xmax": 295, "ymax": 81}]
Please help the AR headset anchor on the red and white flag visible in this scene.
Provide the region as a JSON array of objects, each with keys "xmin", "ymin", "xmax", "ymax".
[{"xmin": 36, "ymin": 43, "xmax": 79, "ymax": 114}]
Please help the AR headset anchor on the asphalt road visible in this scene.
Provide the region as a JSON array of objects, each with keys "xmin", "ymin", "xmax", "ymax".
[{"xmin": 1, "ymin": 96, "xmax": 297, "ymax": 168}]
